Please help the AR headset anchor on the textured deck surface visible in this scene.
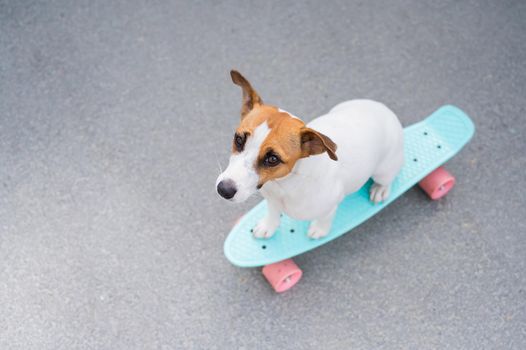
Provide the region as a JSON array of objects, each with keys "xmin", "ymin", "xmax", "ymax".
[
  {"xmin": 225, "ymin": 106, "xmax": 474, "ymax": 267},
  {"xmin": 1, "ymin": 1, "xmax": 525, "ymax": 349}
]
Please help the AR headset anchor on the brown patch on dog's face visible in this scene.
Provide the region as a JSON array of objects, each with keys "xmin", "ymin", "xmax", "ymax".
[
  {"xmin": 227, "ymin": 70, "xmax": 338, "ymax": 190},
  {"xmin": 255, "ymin": 111, "xmax": 305, "ymax": 186},
  {"xmin": 234, "ymin": 104, "xmax": 338, "ymax": 188},
  {"xmin": 255, "ymin": 117, "xmax": 339, "ymax": 187}
]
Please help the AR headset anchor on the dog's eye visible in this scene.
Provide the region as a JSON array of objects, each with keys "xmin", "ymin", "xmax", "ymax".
[
  {"xmin": 234, "ymin": 133, "xmax": 246, "ymax": 151},
  {"xmin": 263, "ymin": 153, "xmax": 281, "ymax": 167}
]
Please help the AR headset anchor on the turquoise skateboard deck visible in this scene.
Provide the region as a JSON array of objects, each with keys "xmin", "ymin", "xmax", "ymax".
[{"xmin": 224, "ymin": 105, "xmax": 475, "ymax": 268}]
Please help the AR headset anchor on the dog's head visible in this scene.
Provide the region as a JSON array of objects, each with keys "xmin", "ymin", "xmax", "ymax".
[{"xmin": 216, "ymin": 70, "xmax": 337, "ymax": 202}]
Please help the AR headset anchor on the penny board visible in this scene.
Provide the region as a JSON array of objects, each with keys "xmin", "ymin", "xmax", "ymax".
[{"xmin": 224, "ymin": 105, "xmax": 475, "ymax": 267}]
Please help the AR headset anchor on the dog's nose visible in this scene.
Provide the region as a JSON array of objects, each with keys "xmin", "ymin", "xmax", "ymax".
[{"xmin": 217, "ymin": 180, "xmax": 237, "ymax": 199}]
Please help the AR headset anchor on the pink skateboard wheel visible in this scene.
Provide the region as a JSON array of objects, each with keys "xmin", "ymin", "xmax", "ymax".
[
  {"xmin": 418, "ymin": 166, "xmax": 456, "ymax": 200},
  {"xmin": 262, "ymin": 259, "xmax": 303, "ymax": 293}
]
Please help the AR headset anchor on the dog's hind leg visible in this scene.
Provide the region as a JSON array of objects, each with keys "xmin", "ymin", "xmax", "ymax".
[
  {"xmin": 369, "ymin": 181, "xmax": 391, "ymax": 204},
  {"xmin": 370, "ymin": 149, "xmax": 404, "ymax": 204}
]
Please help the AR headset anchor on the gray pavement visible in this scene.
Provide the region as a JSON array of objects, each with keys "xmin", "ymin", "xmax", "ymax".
[{"xmin": 1, "ymin": 0, "xmax": 525, "ymax": 349}]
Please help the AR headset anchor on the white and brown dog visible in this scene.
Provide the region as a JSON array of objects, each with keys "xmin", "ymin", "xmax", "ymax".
[{"xmin": 216, "ymin": 71, "xmax": 404, "ymax": 239}]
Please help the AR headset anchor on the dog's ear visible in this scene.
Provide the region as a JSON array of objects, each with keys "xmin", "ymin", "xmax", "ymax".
[
  {"xmin": 300, "ymin": 128, "xmax": 338, "ymax": 161},
  {"xmin": 230, "ymin": 70, "xmax": 263, "ymax": 119}
]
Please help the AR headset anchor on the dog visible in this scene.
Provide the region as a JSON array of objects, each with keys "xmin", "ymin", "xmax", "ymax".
[{"xmin": 216, "ymin": 71, "xmax": 404, "ymax": 239}]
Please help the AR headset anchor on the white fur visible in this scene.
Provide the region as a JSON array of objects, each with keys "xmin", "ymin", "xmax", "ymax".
[
  {"xmin": 217, "ymin": 99, "xmax": 404, "ymax": 239},
  {"xmin": 259, "ymin": 99, "xmax": 404, "ymax": 239},
  {"xmin": 216, "ymin": 122, "xmax": 270, "ymax": 203}
]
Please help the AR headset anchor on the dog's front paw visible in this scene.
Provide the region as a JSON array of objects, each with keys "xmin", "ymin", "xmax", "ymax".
[
  {"xmin": 370, "ymin": 183, "xmax": 391, "ymax": 204},
  {"xmin": 252, "ymin": 217, "xmax": 279, "ymax": 239},
  {"xmin": 307, "ymin": 220, "xmax": 332, "ymax": 239}
]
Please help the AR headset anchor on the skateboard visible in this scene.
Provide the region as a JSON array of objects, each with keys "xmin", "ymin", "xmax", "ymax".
[{"xmin": 224, "ymin": 105, "xmax": 475, "ymax": 292}]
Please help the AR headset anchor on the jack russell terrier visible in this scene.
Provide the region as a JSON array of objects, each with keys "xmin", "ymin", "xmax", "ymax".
[{"xmin": 216, "ymin": 71, "xmax": 404, "ymax": 239}]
